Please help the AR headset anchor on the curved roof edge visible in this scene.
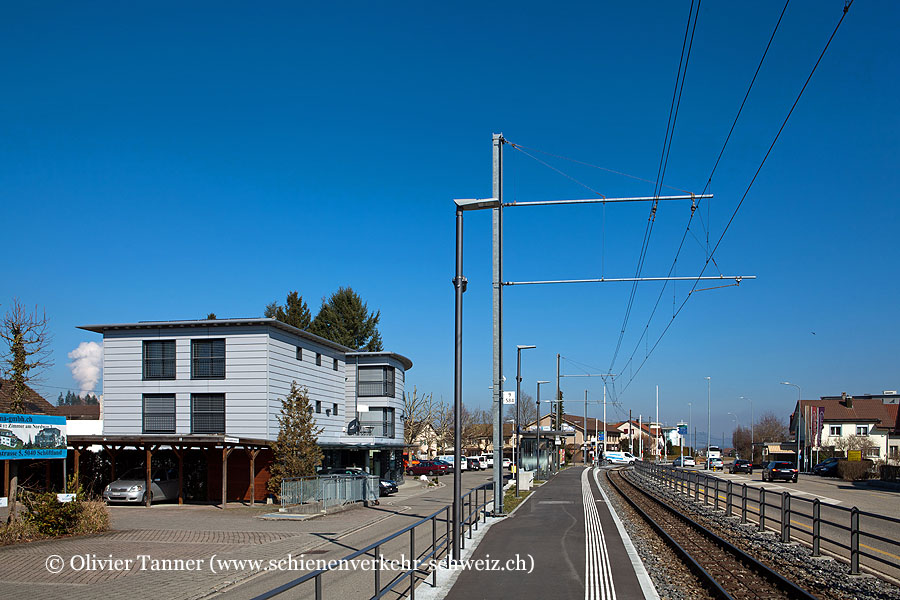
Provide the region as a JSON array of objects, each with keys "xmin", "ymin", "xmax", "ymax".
[{"xmin": 346, "ymin": 351, "xmax": 413, "ymax": 371}]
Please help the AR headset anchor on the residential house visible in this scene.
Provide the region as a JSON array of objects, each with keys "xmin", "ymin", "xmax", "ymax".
[
  {"xmin": 792, "ymin": 391, "xmax": 900, "ymax": 466},
  {"xmin": 78, "ymin": 318, "xmax": 412, "ymax": 501}
]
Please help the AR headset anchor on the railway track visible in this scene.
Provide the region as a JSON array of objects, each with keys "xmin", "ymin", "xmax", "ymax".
[{"xmin": 606, "ymin": 468, "xmax": 818, "ymax": 600}]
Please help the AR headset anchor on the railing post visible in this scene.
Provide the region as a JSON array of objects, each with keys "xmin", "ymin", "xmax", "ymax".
[
  {"xmin": 473, "ymin": 489, "xmax": 478, "ymax": 531},
  {"xmin": 812, "ymin": 499, "xmax": 821, "ymax": 557},
  {"xmin": 315, "ymin": 573, "xmax": 322, "ymax": 600},
  {"xmin": 741, "ymin": 484, "xmax": 748, "ymax": 524},
  {"xmin": 850, "ymin": 507, "xmax": 860, "ymax": 575},
  {"xmin": 445, "ymin": 506, "xmax": 451, "ymax": 564},
  {"xmin": 781, "ymin": 493, "xmax": 791, "ymax": 543},
  {"xmin": 726, "ymin": 481, "xmax": 733, "ymax": 517},
  {"xmin": 375, "ymin": 543, "xmax": 381, "ymax": 597},
  {"xmin": 432, "ymin": 514, "xmax": 438, "ymax": 586},
  {"xmin": 694, "ymin": 472, "xmax": 699, "ymax": 501},
  {"xmin": 759, "ymin": 488, "xmax": 766, "ymax": 532},
  {"xmin": 714, "ymin": 479, "xmax": 720, "ymax": 511},
  {"xmin": 410, "ymin": 528, "xmax": 416, "ymax": 600}
]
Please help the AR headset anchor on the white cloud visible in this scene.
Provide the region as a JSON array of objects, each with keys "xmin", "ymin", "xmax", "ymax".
[{"xmin": 67, "ymin": 341, "xmax": 103, "ymax": 397}]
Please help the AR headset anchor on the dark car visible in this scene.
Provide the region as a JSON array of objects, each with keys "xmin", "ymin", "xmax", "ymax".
[
  {"xmin": 813, "ymin": 457, "xmax": 840, "ymax": 477},
  {"xmin": 379, "ymin": 479, "xmax": 398, "ymax": 496},
  {"xmin": 407, "ymin": 460, "xmax": 450, "ymax": 476},
  {"xmin": 466, "ymin": 457, "xmax": 481, "ymax": 470},
  {"xmin": 730, "ymin": 459, "xmax": 753, "ymax": 474},
  {"xmin": 762, "ymin": 461, "xmax": 798, "ymax": 483}
]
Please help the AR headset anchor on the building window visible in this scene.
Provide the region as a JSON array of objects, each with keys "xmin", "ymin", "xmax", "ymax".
[
  {"xmin": 358, "ymin": 366, "xmax": 395, "ymax": 398},
  {"xmin": 296, "ymin": 347, "xmax": 302, "ymax": 360},
  {"xmin": 829, "ymin": 425, "xmax": 841, "ymax": 437},
  {"xmin": 315, "ymin": 400, "xmax": 322, "ymax": 414},
  {"xmin": 333, "ymin": 358, "xmax": 338, "ymax": 371},
  {"xmin": 316, "ymin": 353, "xmax": 322, "ymax": 366},
  {"xmin": 890, "ymin": 446, "xmax": 899, "ymax": 460},
  {"xmin": 191, "ymin": 339, "xmax": 225, "ymax": 379},
  {"xmin": 191, "ymin": 394, "xmax": 225, "ymax": 434},
  {"xmin": 865, "ymin": 447, "xmax": 880, "ymax": 458},
  {"xmin": 383, "ymin": 407, "xmax": 395, "ymax": 438},
  {"xmin": 143, "ymin": 340, "xmax": 176, "ymax": 380},
  {"xmin": 856, "ymin": 426, "xmax": 868, "ymax": 436},
  {"xmin": 333, "ymin": 403, "xmax": 338, "ymax": 416},
  {"xmin": 143, "ymin": 394, "xmax": 176, "ymax": 434}
]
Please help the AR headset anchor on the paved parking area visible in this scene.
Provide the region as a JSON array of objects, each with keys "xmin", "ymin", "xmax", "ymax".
[{"xmin": 0, "ymin": 473, "xmax": 481, "ymax": 600}]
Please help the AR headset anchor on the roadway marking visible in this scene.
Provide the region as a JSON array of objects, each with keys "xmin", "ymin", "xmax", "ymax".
[
  {"xmin": 583, "ymin": 468, "xmax": 616, "ymax": 600},
  {"xmin": 539, "ymin": 500, "xmax": 575, "ymax": 505}
]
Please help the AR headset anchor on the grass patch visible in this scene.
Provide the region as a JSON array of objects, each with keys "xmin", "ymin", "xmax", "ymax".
[{"xmin": 503, "ymin": 488, "xmax": 533, "ymax": 513}]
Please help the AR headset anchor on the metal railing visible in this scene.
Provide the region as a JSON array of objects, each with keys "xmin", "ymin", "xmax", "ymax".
[
  {"xmin": 635, "ymin": 462, "xmax": 900, "ymax": 577},
  {"xmin": 254, "ymin": 481, "xmax": 494, "ymax": 600},
  {"xmin": 281, "ymin": 474, "xmax": 380, "ymax": 511}
]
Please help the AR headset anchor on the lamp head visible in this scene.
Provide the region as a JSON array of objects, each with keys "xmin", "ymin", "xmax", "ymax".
[{"xmin": 517, "ymin": 345, "xmax": 536, "ymax": 350}]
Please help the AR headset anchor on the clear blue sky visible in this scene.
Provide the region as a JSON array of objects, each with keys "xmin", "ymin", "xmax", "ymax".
[{"xmin": 2, "ymin": 1, "xmax": 897, "ymax": 443}]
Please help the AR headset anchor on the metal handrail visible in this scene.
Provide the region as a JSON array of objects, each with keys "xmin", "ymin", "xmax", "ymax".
[{"xmin": 252, "ymin": 481, "xmax": 494, "ymax": 600}]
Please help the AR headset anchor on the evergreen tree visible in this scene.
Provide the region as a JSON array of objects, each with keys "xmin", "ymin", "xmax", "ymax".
[
  {"xmin": 308, "ymin": 287, "xmax": 383, "ymax": 351},
  {"xmin": 206, "ymin": 313, "xmax": 217, "ymax": 320},
  {"xmin": 264, "ymin": 291, "xmax": 312, "ymax": 330},
  {"xmin": 267, "ymin": 382, "xmax": 323, "ymax": 497}
]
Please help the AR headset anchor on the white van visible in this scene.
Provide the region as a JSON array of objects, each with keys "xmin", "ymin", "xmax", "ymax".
[
  {"xmin": 604, "ymin": 451, "xmax": 637, "ymax": 465},
  {"xmin": 437, "ymin": 454, "xmax": 467, "ymax": 471}
]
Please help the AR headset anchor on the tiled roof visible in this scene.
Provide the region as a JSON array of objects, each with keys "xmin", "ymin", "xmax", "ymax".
[
  {"xmin": 56, "ymin": 405, "xmax": 101, "ymax": 420},
  {"xmin": 561, "ymin": 414, "xmax": 621, "ymax": 434},
  {"xmin": 0, "ymin": 378, "xmax": 57, "ymax": 415},
  {"xmin": 799, "ymin": 397, "xmax": 899, "ymax": 431}
]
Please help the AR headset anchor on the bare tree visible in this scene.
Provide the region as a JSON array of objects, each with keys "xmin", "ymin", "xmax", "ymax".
[
  {"xmin": 754, "ymin": 412, "xmax": 788, "ymax": 443},
  {"xmin": 518, "ymin": 391, "xmax": 537, "ymax": 428},
  {"xmin": 1, "ymin": 299, "xmax": 53, "ymax": 523},
  {"xmin": 834, "ymin": 434, "xmax": 878, "ymax": 456},
  {"xmin": 431, "ymin": 400, "xmax": 454, "ymax": 455},
  {"xmin": 403, "ymin": 387, "xmax": 435, "ymax": 448},
  {"xmin": 732, "ymin": 425, "xmax": 752, "ymax": 459}
]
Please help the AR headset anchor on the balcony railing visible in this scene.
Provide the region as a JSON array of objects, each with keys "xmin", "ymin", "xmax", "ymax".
[{"xmin": 356, "ymin": 420, "xmax": 395, "ymax": 438}]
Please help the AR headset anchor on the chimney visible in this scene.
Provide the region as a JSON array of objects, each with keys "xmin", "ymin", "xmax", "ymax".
[{"xmin": 841, "ymin": 392, "xmax": 852, "ymax": 408}]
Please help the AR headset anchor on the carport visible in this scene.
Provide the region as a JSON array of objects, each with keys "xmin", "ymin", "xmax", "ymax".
[{"xmin": 67, "ymin": 434, "xmax": 271, "ymax": 508}]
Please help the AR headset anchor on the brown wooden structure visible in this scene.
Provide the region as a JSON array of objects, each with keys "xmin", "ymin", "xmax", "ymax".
[{"xmin": 67, "ymin": 434, "xmax": 272, "ymax": 508}]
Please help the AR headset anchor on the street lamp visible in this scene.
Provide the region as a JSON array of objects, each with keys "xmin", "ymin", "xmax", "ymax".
[
  {"xmin": 781, "ymin": 381, "xmax": 802, "ymax": 473},
  {"xmin": 688, "ymin": 402, "xmax": 692, "ymax": 457},
  {"xmin": 452, "ymin": 196, "xmax": 500, "ymax": 561},
  {"xmin": 515, "ymin": 344, "xmax": 536, "ymax": 497},
  {"xmin": 705, "ymin": 377, "xmax": 711, "ymax": 464},
  {"xmin": 740, "ymin": 396, "xmax": 753, "ymax": 463},
  {"xmin": 727, "ymin": 412, "xmax": 737, "ymax": 454},
  {"xmin": 536, "ymin": 381, "xmax": 550, "ymax": 480}
]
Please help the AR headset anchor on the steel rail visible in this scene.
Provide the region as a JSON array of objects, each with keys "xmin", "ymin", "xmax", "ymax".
[{"xmin": 607, "ymin": 469, "xmax": 817, "ymax": 600}]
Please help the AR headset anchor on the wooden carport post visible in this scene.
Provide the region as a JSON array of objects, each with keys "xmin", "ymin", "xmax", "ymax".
[
  {"xmin": 103, "ymin": 445, "xmax": 120, "ymax": 481},
  {"xmin": 3, "ymin": 460, "xmax": 8, "ymax": 496},
  {"xmin": 173, "ymin": 446, "xmax": 184, "ymax": 505},
  {"xmin": 245, "ymin": 447, "xmax": 260, "ymax": 507},
  {"xmin": 144, "ymin": 445, "xmax": 158, "ymax": 508},
  {"xmin": 221, "ymin": 446, "xmax": 233, "ymax": 509},
  {"xmin": 73, "ymin": 446, "xmax": 82, "ymax": 488}
]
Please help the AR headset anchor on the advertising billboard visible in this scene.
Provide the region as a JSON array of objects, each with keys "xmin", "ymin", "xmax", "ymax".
[{"xmin": 0, "ymin": 412, "xmax": 67, "ymax": 460}]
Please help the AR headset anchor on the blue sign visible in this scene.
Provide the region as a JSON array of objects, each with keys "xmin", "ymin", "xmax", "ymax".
[
  {"xmin": 0, "ymin": 413, "xmax": 67, "ymax": 460},
  {"xmin": 678, "ymin": 424, "xmax": 688, "ymax": 436},
  {"xmin": 598, "ymin": 433, "xmax": 604, "ymax": 441}
]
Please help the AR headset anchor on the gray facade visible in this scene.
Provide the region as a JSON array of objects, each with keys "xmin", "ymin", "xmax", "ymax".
[{"xmin": 79, "ymin": 319, "xmax": 411, "ymax": 450}]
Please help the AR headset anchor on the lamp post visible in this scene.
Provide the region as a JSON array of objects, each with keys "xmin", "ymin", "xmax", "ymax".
[
  {"xmin": 452, "ymin": 196, "xmax": 500, "ymax": 560},
  {"xmin": 515, "ymin": 345, "xmax": 535, "ymax": 497},
  {"xmin": 741, "ymin": 396, "xmax": 753, "ymax": 463},
  {"xmin": 688, "ymin": 402, "xmax": 692, "ymax": 457},
  {"xmin": 705, "ymin": 377, "xmax": 711, "ymax": 465},
  {"xmin": 781, "ymin": 382, "xmax": 802, "ymax": 473},
  {"xmin": 536, "ymin": 381, "xmax": 550, "ymax": 480}
]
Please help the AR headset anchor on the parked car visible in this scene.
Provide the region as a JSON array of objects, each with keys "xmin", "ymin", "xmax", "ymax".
[
  {"xmin": 672, "ymin": 456, "xmax": 696, "ymax": 467},
  {"xmin": 502, "ymin": 458, "xmax": 512, "ymax": 469},
  {"xmin": 604, "ymin": 451, "xmax": 637, "ymax": 465},
  {"xmin": 379, "ymin": 479, "xmax": 398, "ymax": 496},
  {"xmin": 466, "ymin": 457, "xmax": 482, "ymax": 470},
  {"xmin": 482, "ymin": 454, "xmax": 495, "ymax": 468},
  {"xmin": 813, "ymin": 457, "xmax": 840, "ymax": 477},
  {"xmin": 705, "ymin": 457, "xmax": 724, "ymax": 470},
  {"xmin": 762, "ymin": 461, "xmax": 798, "ymax": 482},
  {"xmin": 476, "ymin": 456, "xmax": 488, "ymax": 470},
  {"xmin": 407, "ymin": 460, "xmax": 450, "ymax": 476},
  {"xmin": 103, "ymin": 467, "xmax": 178, "ymax": 504},
  {"xmin": 437, "ymin": 454, "xmax": 467, "ymax": 471},
  {"xmin": 730, "ymin": 459, "xmax": 753, "ymax": 474}
]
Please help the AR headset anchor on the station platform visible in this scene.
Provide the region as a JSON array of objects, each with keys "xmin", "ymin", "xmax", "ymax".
[{"xmin": 444, "ymin": 466, "xmax": 657, "ymax": 600}]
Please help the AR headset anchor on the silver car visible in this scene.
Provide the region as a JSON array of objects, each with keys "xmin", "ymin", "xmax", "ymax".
[{"xmin": 103, "ymin": 467, "xmax": 178, "ymax": 504}]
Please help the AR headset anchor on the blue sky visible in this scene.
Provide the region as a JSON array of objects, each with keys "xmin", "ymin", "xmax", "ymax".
[{"xmin": 2, "ymin": 1, "xmax": 897, "ymax": 443}]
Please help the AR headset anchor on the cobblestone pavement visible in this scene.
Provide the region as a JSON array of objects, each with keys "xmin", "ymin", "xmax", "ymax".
[{"xmin": 0, "ymin": 475, "xmax": 474, "ymax": 600}]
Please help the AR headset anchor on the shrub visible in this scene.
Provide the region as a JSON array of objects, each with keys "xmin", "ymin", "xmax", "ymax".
[
  {"xmin": 22, "ymin": 492, "xmax": 79, "ymax": 536},
  {"xmin": 0, "ymin": 518, "xmax": 40, "ymax": 546},
  {"xmin": 73, "ymin": 499, "xmax": 110, "ymax": 535},
  {"xmin": 838, "ymin": 459, "xmax": 874, "ymax": 481}
]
